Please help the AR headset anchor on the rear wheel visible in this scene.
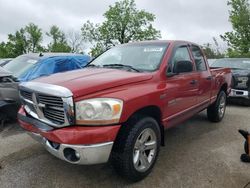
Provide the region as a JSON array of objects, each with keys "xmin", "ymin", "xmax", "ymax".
[
  {"xmin": 207, "ymin": 91, "xmax": 227, "ymax": 122},
  {"xmin": 111, "ymin": 116, "xmax": 161, "ymax": 182}
]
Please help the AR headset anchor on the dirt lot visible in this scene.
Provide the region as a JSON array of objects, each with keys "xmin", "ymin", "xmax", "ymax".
[{"xmin": 0, "ymin": 105, "xmax": 250, "ymax": 188}]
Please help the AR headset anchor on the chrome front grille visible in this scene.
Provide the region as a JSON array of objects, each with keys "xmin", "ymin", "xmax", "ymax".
[
  {"xmin": 19, "ymin": 82, "xmax": 74, "ymax": 128},
  {"xmin": 20, "ymin": 90, "xmax": 32, "ymax": 101},
  {"xmin": 237, "ymin": 77, "xmax": 248, "ymax": 88},
  {"xmin": 232, "ymin": 76, "xmax": 250, "ymax": 90},
  {"xmin": 44, "ymin": 108, "xmax": 65, "ymax": 124},
  {"xmin": 38, "ymin": 94, "xmax": 65, "ymax": 124},
  {"xmin": 38, "ymin": 94, "xmax": 64, "ymax": 107}
]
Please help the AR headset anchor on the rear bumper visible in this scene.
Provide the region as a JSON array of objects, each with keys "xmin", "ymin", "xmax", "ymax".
[
  {"xmin": 229, "ymin": 89, "xmax": 249, "ymax": 99},
  {"xmin": 18, "ymin": 107, "xmax": 121, "ymax": 165}
]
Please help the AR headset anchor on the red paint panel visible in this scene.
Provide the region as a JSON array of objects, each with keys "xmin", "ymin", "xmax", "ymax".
[
  {"xmin": 19, "ymin": 119, "xmax": 40, "ymax": 134},
  {"xmin": 20, "ymin": 120, "xmax": 121, "ymax": 145},
  {"xmin": 41, "ymin": 125, "xmax": 121, "ymax": 145}
]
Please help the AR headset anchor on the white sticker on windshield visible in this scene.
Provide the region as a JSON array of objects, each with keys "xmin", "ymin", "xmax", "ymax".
[
  {"xmin": 27, "ymin": 59, "xmax": 38, "ymax": 64},
  {"xmin": 243, "ymin": 61, "xmax": 250, "ymax": 64},
  {"xmin": 144, "ymin": 48, "xmax": 163, "ymax": 52}
]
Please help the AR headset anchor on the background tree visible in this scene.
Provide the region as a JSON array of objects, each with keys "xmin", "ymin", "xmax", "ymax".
[
  {"xmin": 67, "ymin": 30, "xmax": 85, "ymax": 53},
  {"xmin": 46, "ymin": 25, "xmax": 71, "ymax": 52},
  {"xmin": 0, "ymin": 42, "xmax": 11, "ymax": 58},
  {"xmin": 202, "ymin": 37, "xmax": 225, "ymax": 59},
  {"xmin": 6, "ymin": 28, "xmax": 29, "ymax": 57},
  {"xmin": 81, "ymin": 0, "xmax": 161, "ymax": 57},
  {"xmin": 0, "ymin": 23, "xmax": 44, "ymax": 58},
  {"xmin": 221, "ymin": 0, "xmax": 250, "ymax": 57},
  {"xmin": 25, "ymin": 23, "xmax": 43, "ymax": 52}
]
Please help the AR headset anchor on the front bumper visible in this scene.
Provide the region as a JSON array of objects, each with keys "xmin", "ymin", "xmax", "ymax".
[
  {"xmin": 18, "ymin": 107, "xmax": 121, "ymax": 165},
  {"xmin": 229, "ymin": 89, "xmax": 249, "ymax": 99},
  {"xmin": 28, "ymin": 132, "xmax": 114, "ymax": 165}
]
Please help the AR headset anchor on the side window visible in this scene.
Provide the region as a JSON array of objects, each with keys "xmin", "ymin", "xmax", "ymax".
[
  {"xmin": 191, "ymin": 45, "xmax": 207, "ymax": 71},
  {"xmin": 167, "ymin": 46, "xmax": 192, "ymax": 73}
]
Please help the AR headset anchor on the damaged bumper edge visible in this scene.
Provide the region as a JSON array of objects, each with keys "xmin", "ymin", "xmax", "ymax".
[{"xmin": 18, "ymin": 108, "xmax": 120, "ymax": 165}]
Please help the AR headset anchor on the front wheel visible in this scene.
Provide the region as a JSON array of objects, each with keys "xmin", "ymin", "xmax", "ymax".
[
  {"xmin": 207, "ymin": 91, "xmax": 227, "ymax": 122},
  {"xmin": 111, "ymin": 116, "xmax": 161, "ymax": 182}
]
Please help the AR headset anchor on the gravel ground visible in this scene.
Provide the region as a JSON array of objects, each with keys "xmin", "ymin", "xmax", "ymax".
[{"xmin": 0, "ymin": 105, "xmax": 250, "ymax": 188}]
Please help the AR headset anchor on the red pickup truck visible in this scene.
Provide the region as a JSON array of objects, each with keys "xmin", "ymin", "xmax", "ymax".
[{"xmin": 18, "ymin": 40, "xmax": 231, "ymax": 181}]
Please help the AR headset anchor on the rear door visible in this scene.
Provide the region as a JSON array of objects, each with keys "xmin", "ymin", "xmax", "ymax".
[
  {"xmin": 190, "ymin": 45, "xmax": 212, "ymax": 106},
  {"xmin": 164, "ymin": 44, "xmax": 199, "ymax": 121}
]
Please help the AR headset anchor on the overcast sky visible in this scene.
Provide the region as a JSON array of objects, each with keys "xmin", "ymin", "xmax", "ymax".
[{"xmin": 0, "ymin": 0, "xmax": 232, "ymax": 48}]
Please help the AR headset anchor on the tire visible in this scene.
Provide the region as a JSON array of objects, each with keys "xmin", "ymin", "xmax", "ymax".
[
  {"xmin": 207, "ymin": 91, "xmax": 227, "ymax": 122},
  {"xmin": 111, "ymin": 115, "xmax": 161, "ymax": 182}
]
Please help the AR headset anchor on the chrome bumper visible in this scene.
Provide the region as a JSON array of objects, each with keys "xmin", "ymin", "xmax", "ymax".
[
  {"xmin": 229, "ymin": 89, "xmax": 249, "ymax": 99},
  {"xmin": 27, "ymin": 132, "xmax": 113, "ymax": 165}
]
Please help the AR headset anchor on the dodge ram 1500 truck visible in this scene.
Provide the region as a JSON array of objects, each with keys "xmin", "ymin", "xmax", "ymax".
[{"xmin": 18, "ymin": 40, "xmax": 232, "ymax": 181}]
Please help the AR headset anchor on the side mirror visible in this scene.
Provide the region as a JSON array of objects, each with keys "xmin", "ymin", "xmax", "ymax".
[{"xmin": 173, "ymin": 60, "xmax": 193, "ymax": 74}]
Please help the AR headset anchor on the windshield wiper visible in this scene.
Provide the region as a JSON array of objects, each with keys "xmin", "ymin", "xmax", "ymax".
[
  {"xmin": 86, "ymin": 64, "xmax": 101, "ymax": 68},
  {"xmin": 103, "ymin": 64, "xmax": 141, "ymax": 72}
]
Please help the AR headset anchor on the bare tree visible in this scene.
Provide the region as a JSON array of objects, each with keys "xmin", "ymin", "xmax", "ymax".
[{"xmin": 67, "ymin": 30, "xmax": 86, "ymax": 53}]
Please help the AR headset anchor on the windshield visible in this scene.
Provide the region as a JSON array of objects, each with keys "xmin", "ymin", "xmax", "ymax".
[
  {"xmin": 211, "ymin": 58, "xmax": 250, "ymax": 70},
  {"xmin": 90, "ymin": 44, "xmax": 168, "ymax": 72},
  {"xmin": 3, "ymin": 56, "xmax": 39, "ymax": 78}
]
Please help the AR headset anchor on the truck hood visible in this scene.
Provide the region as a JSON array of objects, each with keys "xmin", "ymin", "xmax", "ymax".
[{"xmin": 35, "ymin": 68, "xmax": 153, "ymax": 97}]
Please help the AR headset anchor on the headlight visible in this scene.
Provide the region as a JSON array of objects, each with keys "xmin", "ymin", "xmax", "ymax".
[{"xmin": 75, "ymin": 98, "xmax": 123, "ymax": 125}]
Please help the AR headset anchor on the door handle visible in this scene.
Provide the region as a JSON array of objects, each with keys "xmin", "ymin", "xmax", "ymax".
[
  {"xmin": 190, "ymin": 80, "xmax": 198, "ymax": 85},
  {"xmin": 206, "ymin": 76, "xmax": 213, "ymax": 80}
]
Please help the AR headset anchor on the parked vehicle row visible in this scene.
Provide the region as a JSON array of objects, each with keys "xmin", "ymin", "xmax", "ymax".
[
  {"xmin": 17, "ymin": 40, "xmax": 232, "ymax": 181},
  {"xmin": 0, "ymin": 53, "xmax": 91, "ymax": 121},
  {"xmin": 210, "ymin": 58, "xmax": 250, "ymax": 106}
]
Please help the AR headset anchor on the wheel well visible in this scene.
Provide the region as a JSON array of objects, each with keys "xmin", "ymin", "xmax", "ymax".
[
  {"xmin": 220, "ymin": 83, "xmax": 228, "ymax": 95},
  {"xmin": 125, "ymin": 106, "xmax": 165, "ymax": 146}
]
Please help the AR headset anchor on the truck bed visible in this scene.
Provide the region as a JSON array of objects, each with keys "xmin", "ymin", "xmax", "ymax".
[{"xmin": 210, "ymin": 67, "xmax": 232, "ymax": 102}]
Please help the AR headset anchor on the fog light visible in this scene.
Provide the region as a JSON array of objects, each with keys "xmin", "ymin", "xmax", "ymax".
[
  {"xmin": 75, "ymin": 151, "xmax": 80, "ymax": 159},
  {"xmin": 63, "ymin": 148, "xmax": 80, "ymax": 162}
]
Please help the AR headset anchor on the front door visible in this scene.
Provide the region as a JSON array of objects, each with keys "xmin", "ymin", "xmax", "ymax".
[{"xmin": 163, "ymin": 45, "xmax": 199, "ymax": 127}]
